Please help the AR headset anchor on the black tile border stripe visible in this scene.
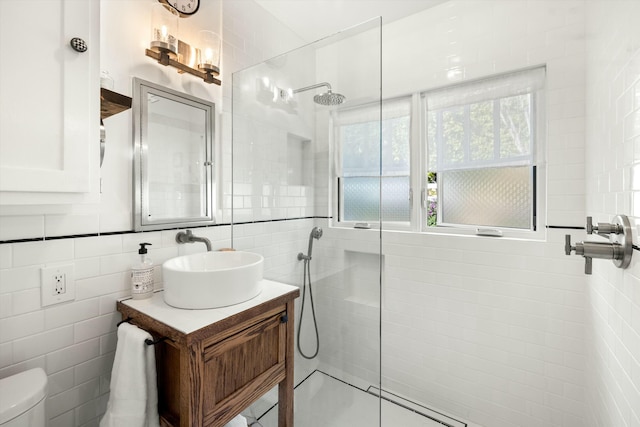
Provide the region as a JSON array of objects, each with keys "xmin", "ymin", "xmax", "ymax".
[
  {"xmin": 0, "ymin": 216, "xmax": 332, "ymax": 245},
  {"xmin": 4, "ymin": 220, "xmax": 638, "ymax": 253}
]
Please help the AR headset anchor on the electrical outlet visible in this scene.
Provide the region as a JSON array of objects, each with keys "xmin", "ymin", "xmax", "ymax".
[
  {"xmin": 41, "ymin": 264, "xmax": 75, "ymax": 306},
  {"xmin": 53, "ymin": 273, "xmax": 66, "ymax": 294}
]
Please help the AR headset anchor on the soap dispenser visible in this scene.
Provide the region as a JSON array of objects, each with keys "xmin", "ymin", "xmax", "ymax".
[{"xmin": 131, "ymin": 243, "xmax": 154, "ymax": 300}]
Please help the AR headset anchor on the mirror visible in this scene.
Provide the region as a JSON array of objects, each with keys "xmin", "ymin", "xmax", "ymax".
[{"xmin": 132, "ymin": 78, "xmax": 216, "ymax": 231}]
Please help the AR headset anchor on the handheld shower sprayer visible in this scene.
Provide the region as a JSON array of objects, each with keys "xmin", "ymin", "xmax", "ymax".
[
  {"xmin": 297, "ymin": 226, "xmax": 323, "ymax": 359},
  {"xmin": 298, "ymin": 227, "xmax": 323, "ymax": 261}
]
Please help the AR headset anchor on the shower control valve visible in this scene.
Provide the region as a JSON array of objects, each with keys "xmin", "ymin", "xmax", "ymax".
[
  {"xmin": 586, "ymin": 216, "xmax": 623, "ymax": 236},
  {"xmin": 565, "ymin": 234, "xmax": 594, "ymax": 274},
  {"xmin": 564, "ymin": 214, "xmax": 633, "ymax": 275}
]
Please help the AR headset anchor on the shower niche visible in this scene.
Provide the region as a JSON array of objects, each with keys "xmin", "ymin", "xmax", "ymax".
[{"xmin": 286, "ymin": 133, "xmax": 312, "ymax": 187}]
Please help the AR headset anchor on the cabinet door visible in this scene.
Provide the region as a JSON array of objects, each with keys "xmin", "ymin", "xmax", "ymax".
[
  {"xmin": 0, "ymin": 0, "xmax": 99, "ymax": 203},
  {"xmin": 201, "ymin": 311, "xmax": 287, "ymax": 427}
]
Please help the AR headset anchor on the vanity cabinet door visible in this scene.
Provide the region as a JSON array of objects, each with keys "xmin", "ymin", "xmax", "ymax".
[
  {"xmin": 201, "ymin": 308, "xmax": 287, "ymax": 427},
  {"xmin": 0, "ymin": 0, "xmax": 99, "ymax": 204}
]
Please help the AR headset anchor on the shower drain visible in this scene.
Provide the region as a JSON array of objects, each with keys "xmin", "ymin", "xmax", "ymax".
[
  {"xmin": 366, "ymin": 386, "xmax": 467, "ymax": 427},
  {"xmin": 253, "ymin": 370, "xmax": 468, "ymax": 427}
]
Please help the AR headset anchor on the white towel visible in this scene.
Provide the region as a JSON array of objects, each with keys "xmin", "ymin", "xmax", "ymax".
[
  {"xmin": 226, "ymin": 414, "xmax": 248, "ymax": 427},
  {"xmin": 100, "ymin": 323, "xmax": 160, "ymax": 427}
]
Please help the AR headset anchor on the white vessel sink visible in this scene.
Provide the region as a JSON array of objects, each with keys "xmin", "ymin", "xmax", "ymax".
[{"xmin": 162, "ymin": 251, "xmax": 264, "ymax": 309}]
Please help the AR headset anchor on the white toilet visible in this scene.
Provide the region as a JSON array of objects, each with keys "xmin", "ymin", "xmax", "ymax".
[{"xmin": 0, "ymin": 368, "xmax": 48, "ymax": 427}]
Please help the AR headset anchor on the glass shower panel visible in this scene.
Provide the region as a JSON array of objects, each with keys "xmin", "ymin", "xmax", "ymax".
[{"xmin": 231, "ymin": 18, "xmax": 382, "ymax": 427}]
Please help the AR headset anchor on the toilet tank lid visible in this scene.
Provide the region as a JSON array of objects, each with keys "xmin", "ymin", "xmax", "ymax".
[{"xmin": 0, "ymin": 368, "xmax": 48, "ymax": 424}]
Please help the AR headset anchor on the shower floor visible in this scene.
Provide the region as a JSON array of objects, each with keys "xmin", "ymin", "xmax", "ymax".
[{"xmin": 255, "ymin": 370, "xmax": 467, "ymax": 427}]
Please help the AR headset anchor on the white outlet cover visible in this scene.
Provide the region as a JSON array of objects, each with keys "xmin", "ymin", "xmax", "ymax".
[{"xmin": 41, "ymin": 263, "xmax": 75, "ymax": 306}]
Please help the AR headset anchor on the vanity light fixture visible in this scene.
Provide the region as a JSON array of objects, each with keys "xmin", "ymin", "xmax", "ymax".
[
  {"xmin": 197, "ymin": 30, "xmax": 221, "ymax": 76},
  {"xmin": 145, "ymin": 3, "xmax": 221, "ymax": 85},
  {"xmin": 149, "ymin": 3, "xmax": 179, "ymax": 55}
]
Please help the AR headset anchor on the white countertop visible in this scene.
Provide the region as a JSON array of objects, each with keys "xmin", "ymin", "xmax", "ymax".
[{"xmin": 120, "ymin": 279, "xmax": 299, "ymax": 334}]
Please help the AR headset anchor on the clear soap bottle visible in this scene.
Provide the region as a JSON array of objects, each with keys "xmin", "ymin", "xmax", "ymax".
[{"xmin": 131, "ymin": 243, "xmax": 154, "ymax": 300}]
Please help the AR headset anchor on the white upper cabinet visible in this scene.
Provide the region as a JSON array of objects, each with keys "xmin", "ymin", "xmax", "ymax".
[{"xmin": 0, "ymin": 0, "xmax": 99, "ymax": 204}]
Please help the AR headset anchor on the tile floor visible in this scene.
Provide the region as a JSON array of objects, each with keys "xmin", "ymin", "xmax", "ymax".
[{"xmin": 254, "ymin": 370, "xmax": 464, "ymax": 427}]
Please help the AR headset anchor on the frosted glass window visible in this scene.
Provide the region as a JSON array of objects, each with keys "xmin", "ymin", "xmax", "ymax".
[
  {"xmin": 342, "ymin": 176, "xmax": 410, "ymax": 222},
  {"xmin": 424, "ymin": 67, "xmax": 544, "ymax": 231},
  {"xmin": 440, "ymin": 166, "xmax": 532, "ymax": 229},
  {"xmin": 336, "ymin": 98, "xmax": 411, "ymax": 224}
]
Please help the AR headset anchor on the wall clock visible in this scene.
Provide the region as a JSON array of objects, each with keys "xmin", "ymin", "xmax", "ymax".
[{"xmin": 158, "ymin": 0, "xmax": 199, "ymax": 17}]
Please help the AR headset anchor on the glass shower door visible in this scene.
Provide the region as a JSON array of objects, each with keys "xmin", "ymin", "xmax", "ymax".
[{"xmin": 231, "ymin": 18, "xmax": 382, "ymax": 427}]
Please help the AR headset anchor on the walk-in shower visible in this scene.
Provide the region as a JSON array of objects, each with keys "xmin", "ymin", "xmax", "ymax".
[
  {"xmin": 296, "ymin": 227, "xmax": 323, "ymax": 359},
  {"xmin": 233, "ymin": 1, "xmax": 630, "ymax": 425}
]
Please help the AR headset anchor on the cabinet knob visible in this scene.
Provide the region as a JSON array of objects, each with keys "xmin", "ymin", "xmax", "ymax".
[{"xmin": 69, "ymin": 37, "xmax": 88, "ymax": 53}]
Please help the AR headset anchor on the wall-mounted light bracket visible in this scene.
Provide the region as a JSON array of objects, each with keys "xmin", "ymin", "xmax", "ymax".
[
  {"xmin": 255, "ymin": 77, "xmax": 297, "ymax": 112},
  {"xmin": 145, "ymin": 49, "xmax": 221, "ymax": 86}
]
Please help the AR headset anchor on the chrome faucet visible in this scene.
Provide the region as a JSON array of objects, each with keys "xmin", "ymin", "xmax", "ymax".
[{"xmin": 175, "ymin": 230, "xmax": 212, "ymax": 251}]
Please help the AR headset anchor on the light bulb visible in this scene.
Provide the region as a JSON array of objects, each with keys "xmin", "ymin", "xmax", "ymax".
[{"xmin": 197, "ymin": 30, "xmax": 221, "ymax": 74}]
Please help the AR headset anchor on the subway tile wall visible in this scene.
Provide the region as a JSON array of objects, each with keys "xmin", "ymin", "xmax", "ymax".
[
  {"xmin": 309, "ymin": 2, "xmax": 590, "ymax": 427},
  {"xmin": 380, "ymin": 0, "xmax": 587, "ymax": 227},
  {"xmin": 584, "ymin": 1, "xmax": 640, "ymax": 426},
  {"xmin": 380, "ymin": 229, "xmax": 587, "ymax": 427},
  {"xmin": 0, "ymin": 230, "xmax": 183, "ymax": 426},
  {"xmin": 0, "ymin": 219, "xmax": 315, "ymax": 426},
  {"xmin": 231, "ymin": 37, "xmax": 317, "ymax": 224}
]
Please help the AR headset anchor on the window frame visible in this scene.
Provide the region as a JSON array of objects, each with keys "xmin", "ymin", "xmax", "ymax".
[
  {"xmin": 331, "ymin": 96, "xmax": 415, "ymax": 231},
  {"xmin": 420, "ymin": 67, "xmax": 546, "ymax": 239},
  {"xmin": 330, "ymin": 67, "xmax": 546, "ymax": 240}
]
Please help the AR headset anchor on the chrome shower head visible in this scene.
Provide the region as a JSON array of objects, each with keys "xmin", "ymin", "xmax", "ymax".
[
  {"xmin": 293, "ymin": 82, "xmax": 346, "ymax": 106},
  {"xmin": 313, "ymin": 91, "xmax": 346, "ymax": 106}
]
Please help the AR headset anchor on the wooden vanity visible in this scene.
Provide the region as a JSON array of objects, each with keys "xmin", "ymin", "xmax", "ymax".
[{"xmin": 116, "ymin": 280, "xmax": 299, "ymax": 427}]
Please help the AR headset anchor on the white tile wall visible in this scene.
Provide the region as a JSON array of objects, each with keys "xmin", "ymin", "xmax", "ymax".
[
  {"xmin": 0, "ymin": 222, "xmax": 293, "ymax": 425},
  {"xmin": 379, "ymin": 229, "xmax": 587, "ymax": 427},
  {"xmin": 0, "ymin": 215, "xmax": 44, "ymax": 241},
  {"xmin": 384, "ymin": 0, "xmax": 586, "ymax": 228},
  {"xmin": 308, "ymin": 1, "xmax": 590, "ymax": 427},
  {"xmin": 584, "ymin": 1, "xmax": 640, "ymax": 426},
  {"xmin": 231, "ymin": 47, "xmax": 316, "ymax": 224}
]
